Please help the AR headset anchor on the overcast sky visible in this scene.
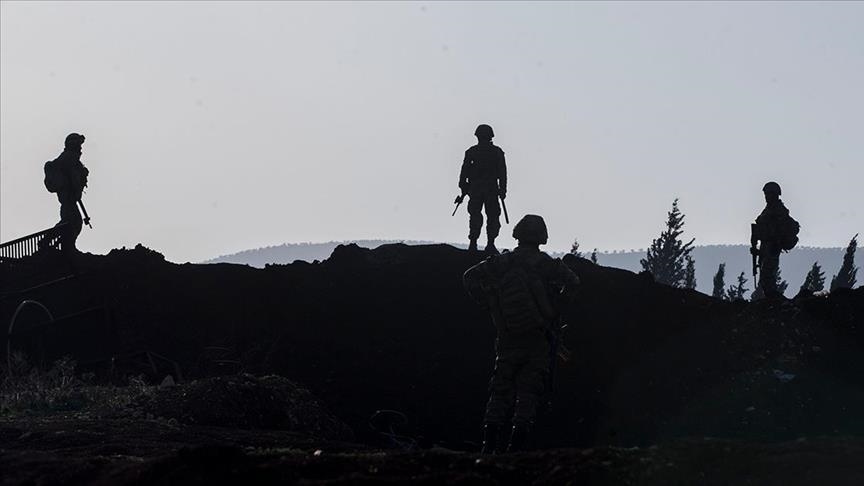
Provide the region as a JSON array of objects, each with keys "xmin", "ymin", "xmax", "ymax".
[{"xmin": 2, "ymin": 1, "xmax": 861, "ymax": 263}]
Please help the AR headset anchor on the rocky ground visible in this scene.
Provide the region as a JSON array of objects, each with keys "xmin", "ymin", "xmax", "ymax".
[{"xmin": 2, "ymin": 244, "xmax": 863, "ymax": 484}]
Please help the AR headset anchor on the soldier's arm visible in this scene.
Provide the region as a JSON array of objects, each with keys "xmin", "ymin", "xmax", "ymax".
[
  {"xmin": 540, "ymin": 256, "xmax": 580, "ymax": 302},
  {"xmin": 557, "ymin": 261, "xmax": 580, "ymax": 301},
  {"xmin": 463, "ymin": 261, "xmax": 491, "ymax": 308},
  {"xmin": 459, "ymin": 150, "xmax": 471, "ymax": 194},
  {"xmin": 80, "ymin": 163, "xmax": 90, "ymax": 189},
  {"xmin": 498, "ymin": 149, "xmax": 507, "ymax": 197}
]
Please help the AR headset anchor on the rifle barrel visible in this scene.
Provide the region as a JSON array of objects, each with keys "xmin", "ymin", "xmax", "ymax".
[{"xmin": 78, "ymin": 200, "xmax": 93, "ymax": 228}]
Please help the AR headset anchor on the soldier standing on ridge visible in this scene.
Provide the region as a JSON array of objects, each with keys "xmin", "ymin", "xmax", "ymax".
[
  {"xmin": 751, "ymin": 181, "xmax": 799, "ymax": 299},
  {"xmin": 43, "ymin": 133, "xmax": 90, "ymax": 254},
  {"xmin": 457, "ymin": 124, "xmax": 507, "ymax": 253},
  {"xmin": 463, "ymin": 215, "xmax": 580, "ymax": 453}
]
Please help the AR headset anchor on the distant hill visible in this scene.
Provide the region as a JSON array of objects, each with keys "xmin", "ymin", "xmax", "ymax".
[
  {"xmin": 205, "ymin": 241, "xmax": 855, "ymax": 296},
  {"xmin": 204, "ymin": 240, "xmax": 461, "ymax": 267}
]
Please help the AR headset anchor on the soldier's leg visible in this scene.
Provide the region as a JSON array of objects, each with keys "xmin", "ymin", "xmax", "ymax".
[
  {"xmin": 482, "ymin": 351, "xmax": 518, "ymax": 454},
  {"xmin": 508, "ymin": 337, "xmax": 551, "ymax": 451},
  {"xmin": 760, "ymin": 252, "xmax": 781, "ymax": 298},
  {"xmin": 485, "ymin": 350, "xmax": 518, "ymax": 427},
  {"xmin": 467, "ymin": 194, "xmax": 484, "ymax": 248},
  {"xmin": 484, "ymin": 194, "xmax": 501, "ymax": 250},
  {"xmin": 59, "ymin": 201, "xmax": 83, "ymax": 254},
  {"xmin": 512, "ymin": 342, "xmax": 550, "ymax": 426}
]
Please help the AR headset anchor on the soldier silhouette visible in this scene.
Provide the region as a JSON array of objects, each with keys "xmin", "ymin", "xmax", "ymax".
[
  {"xmin": 43, "ymin": 133, "xmax": 90, "ymax": 254},
  {"xmin": 457, "ymin": 124, "xmax": 507, "ymax": 253},
  {"xmin": 463, "ymin": 215, "xmax": 580, "ymax": 453},
  {"xmin": 750, "ymin": 181, "xmax": 799, "ymax": 299}
]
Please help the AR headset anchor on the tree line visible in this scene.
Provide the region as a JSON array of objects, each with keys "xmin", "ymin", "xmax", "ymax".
[{"xmin": 571, "ymin": 201, "xmax": 858, "ymax": 301}]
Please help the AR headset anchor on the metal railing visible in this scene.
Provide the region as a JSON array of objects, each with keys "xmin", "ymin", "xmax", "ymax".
[{"xmin": 0, "ymin": 224, "xmax": 66, "ymax": 263}]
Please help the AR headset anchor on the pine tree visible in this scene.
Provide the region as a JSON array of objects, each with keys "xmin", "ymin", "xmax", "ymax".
[
  {"xmin": 590, "ymin": 249, "xmax": 598, "ymax": 264},
  {"xmin": 569, "ymin": 239, "xmax": 583, "ymax": 258},
  {"xmin": 640, "ymin": 199, "xmax": 695, "ymax": 287},
  {"xmin": 800, "ymin": 262, "xmax": 826, "ymax": 293},
  {"xmin": 726, "ymin": 272, "xmax": 749, "ymax": 301},
  {"xmin": 712, "ymin": 263, "xmax": 726, "ymax": 299},
  {"xmin": 830, "ymin": 234, "xmax": 859, "ymax": 291},
  {"xmin": 683, "ymin": 256, "xmax": 697, "ymax": 290}
]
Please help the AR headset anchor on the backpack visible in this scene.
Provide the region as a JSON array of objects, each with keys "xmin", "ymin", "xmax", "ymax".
[
  {"xmin": 778, "ymin": 214, "xmax": 800, "ymax": 251},
  {"xmin": 493, "ymin": 255, "xmax": 554, "ymax": 332},
  {"xmin": 43, "ymin": 159, "xmax": 64, "ymax": 193}
]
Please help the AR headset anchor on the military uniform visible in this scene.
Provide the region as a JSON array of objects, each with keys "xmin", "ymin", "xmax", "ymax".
[
  {"xmin": 52, "ymin": 134, "xmax": 89, "ymax": 253},
  {"xmin": 753, "ymin": 199, "xmax": 789, "ymax": 297},
  {"xmin": 752, "ymin": 182, "xmax": 796, "ymax": 299},
  {"xmin": 459, "ymin": 136, "xmax": 507, "ymax": 249},
  {"xmin": 463, "ymin": 215, "xmax": 579, "ymax": 452}
]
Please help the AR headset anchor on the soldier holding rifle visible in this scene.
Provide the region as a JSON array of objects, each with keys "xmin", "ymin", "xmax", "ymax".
[
  {"xmin": 43, "ymin": 133, "xmax": 91, "ymax": 255},
  {"xmin": 454, "ymin": 124, "xmax": 508, "ymax": 253}
]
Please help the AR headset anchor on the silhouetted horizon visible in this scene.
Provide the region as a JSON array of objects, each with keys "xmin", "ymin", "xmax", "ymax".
[{"xmin": 203, "ymin": 239, "xmax": 857, "ymax": 296}]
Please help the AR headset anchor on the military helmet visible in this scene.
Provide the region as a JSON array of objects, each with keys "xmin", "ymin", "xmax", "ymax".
[
  {"xmin": 65, "ymin": 133, "xmax": 86, "ymax": 149},
  {"xmin": 474, "ymin": 124, "xmax": 494, "ymax": 139},
  {"xmin": 512, "ymin": 214, "xmax": 548, "ymax": 245},
  {"xmin": 762, "ymin": 181, "xmax": 781, "ymax": 196}
]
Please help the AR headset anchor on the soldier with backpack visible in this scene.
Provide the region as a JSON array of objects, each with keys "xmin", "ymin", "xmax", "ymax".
[
  {"xmin": 43, "ymin": 133, "xmax": 90, "ymax": 254},
  {"xmin": 463, "ymin": 214, "xmax": 580, "ymax": 453},
  {"xmin": 750, "ymin": 181, "xmax": 799, "ymax": 299},
  {"xmin": 456, "ymin": 124, "xmax": 507, "ymax": 253}
]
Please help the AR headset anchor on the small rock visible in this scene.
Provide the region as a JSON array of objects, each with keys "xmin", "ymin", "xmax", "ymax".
[{"xmin": 772, "ymin": 369, "xmax": 796, "ymax": 383}]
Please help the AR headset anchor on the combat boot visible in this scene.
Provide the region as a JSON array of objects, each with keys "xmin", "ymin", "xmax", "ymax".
[
  {"xmin": 505, "ymin": 423, "xmax": 531, "ymax": 452},
  {"xmin": 480, "ymin": 423, "xmax": 503, "ymax": 454},
  {"xmin": 468, "ymin": 239, "xmax": 478, "ymax": 252},
  {"xmin": 485, "ymin": 238, "xmax": 499, "ymax": 254}
]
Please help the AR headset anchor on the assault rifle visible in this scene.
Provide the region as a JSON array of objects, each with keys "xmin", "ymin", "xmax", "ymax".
[{"xmin": 451, "ymin": 194, "xmax": 465, "ymax": 216}]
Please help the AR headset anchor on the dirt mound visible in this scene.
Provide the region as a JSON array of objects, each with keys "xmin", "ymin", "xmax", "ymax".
[
  {"xmin": 137, "ymin": 374, "xmax": 351, "ymax": 440},
  {"xmin": 2, "ymin": 243, "xmax": 863, "ymax": 449}
]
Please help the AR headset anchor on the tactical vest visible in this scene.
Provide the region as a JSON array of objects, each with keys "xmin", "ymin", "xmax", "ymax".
[
  {"xmin": 465, "ymin": 144, "xmax": 503, "ymax": 188},
  {"xmin": 492, "ymin": 253, "xmax": 556, "ymax": 333}
]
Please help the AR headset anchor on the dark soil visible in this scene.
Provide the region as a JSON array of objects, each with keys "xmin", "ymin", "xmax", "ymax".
[{"xmin": 2, "ymin": 417, "xmax": 863, "ymax": 485}]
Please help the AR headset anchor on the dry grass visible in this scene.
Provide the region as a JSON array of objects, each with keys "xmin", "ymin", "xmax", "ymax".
[{"xmin": 0, "ymin": 352, "xmax": 153, "ymax": 417}]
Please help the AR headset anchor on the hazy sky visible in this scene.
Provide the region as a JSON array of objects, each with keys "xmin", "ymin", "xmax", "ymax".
[{"xmin": 2, "ymin": 1, "xmax": 862, "ymax": 262}]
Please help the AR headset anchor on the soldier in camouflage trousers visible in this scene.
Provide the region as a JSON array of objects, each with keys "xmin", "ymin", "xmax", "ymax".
[{"xmin": 463, "ymin": 214, "xmax": 580, "ymax": 453}]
